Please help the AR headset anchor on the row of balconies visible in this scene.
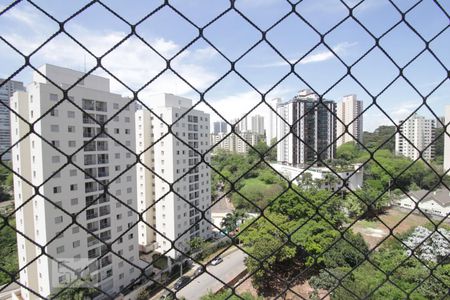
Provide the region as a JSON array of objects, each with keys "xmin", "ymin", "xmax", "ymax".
[{"xmin": 84, "ymin": 154, "xmax": 109, "ymax": 165}]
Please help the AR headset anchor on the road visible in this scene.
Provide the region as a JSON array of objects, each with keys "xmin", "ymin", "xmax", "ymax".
[{"xmin": 176, "ymin": 250, "xmax": 247, "ymax": 300}]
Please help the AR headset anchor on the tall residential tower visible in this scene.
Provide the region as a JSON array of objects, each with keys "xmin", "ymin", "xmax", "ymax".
[
  {"xmin": 0, "ymin": 79, "xmax": 25, "ymax": 160},
  {"xmin": 277, "ymin": 89, "xmax": 336, "ymax": 166},
  {"xmin": 136, "ymin": 94, "xmax": 212, "ymax": 259},
  {"xmin": 395, "ymin": 114, "xmax": 435, "ymax": 161},
  {"xmin": 11, "ymin": 65, "xmax": 140, "ymax": 299},
  {"xmin": 250, "ymin": 115, "xmax": 265, "ymax": 136},
  {"xmin": 336, "ymin": 94, "xmax": 363, "ymax": 147}
]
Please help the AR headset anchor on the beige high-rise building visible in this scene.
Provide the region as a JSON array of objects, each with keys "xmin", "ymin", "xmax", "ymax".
[
  {"xmin": 11, "ymin": 65, "xmax": 140, "ymax": 299},
  {"xmin": 395, "ymin": 114, "xmax": 435, "ymax": 161},
  {"xmin": 336, "ymin": 94, "xmax": 363, "ymax": 147}
]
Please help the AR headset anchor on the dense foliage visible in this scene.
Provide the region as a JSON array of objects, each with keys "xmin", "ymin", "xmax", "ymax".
[
  {"xmin": 239, "ymin": 187, "xmax": 349, "ymax": 293},
  {"xmin": 311, "ymin": 239, "xmax": 450, "ymax": 300},
  {"xmin": 434, "ymin": 127, "xmax": 445, "ymax": 164},
  {"xmin": 362, "ymin": 125, "xmax": 396, "ymax": 152},
  {"xmin": 211, "ymin": 149, "xmax": 286, "ymax": 212},
  {"xmin": 0, "ymin": 164, "xmax": 13, "ymax": 202},
  {"xmin": 0, "ymin": 219, "xmax": 18, "ymax": 285},
  {"xmin": 49, "ymin": 277, "xmax": 98, "ymax": 300},
  {"xmin": 337, "ymin": 142, "xmax": 449, "ymax": 194},
  {"xmin": 201, "ymin": 290, "xmax": 261, "ymax": 300}
]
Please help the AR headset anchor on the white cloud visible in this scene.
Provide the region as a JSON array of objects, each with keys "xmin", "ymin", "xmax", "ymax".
[
  {"xmin": 197, "ymin": 90, "xmax": 261, "ymax": 122},
  {"xmin": 2, "ymin": 4, "xmax": 219, "ymax": 98},
  {"xmin": 249, "ymin": 42, "xmax": 357, "ymax": 68},
  {"xmin": 197, "ymin": 85, "xmax": 295, "ymax": 128}
]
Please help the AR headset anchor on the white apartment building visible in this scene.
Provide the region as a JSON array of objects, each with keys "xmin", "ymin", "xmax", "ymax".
[
  {"xmin": 271, "ymin": 163, "xmax": 364, "ymax": 192},
  {"xmin": 277, "ymin": 89, "xmax": 336, "ymax": 166},
  {"xmin": 266, "ymin": 98, "xmax": 281, "ymax": 146},
  {"xmin": 210, "ymin": 131, "xmax": 262, "ymax": 154},
  {"xmin": 444, "ymin": 106, "xmax": 450, "ymax": 172},
  {"xmin": 11, "ymin": 65, "xmax": 140, "ymax": 299},
  {"xmin": 234, "ymin": 117, "xmax": 248, "ymax": 133},
  {"xmin": 336, "ymin": 94, "xmax": 363, "ymax": 148},
  {"xmin": 0, "ymin": 79, "xmax": 25, "ymax": 161},
  {"xmin": 250, "ymin": 114, "xmax": 265, "ymax": 136},
  {"xmin": 136, "ymin": 94, "xmax": 212, "ymax": 259},
  {"xmin": 395, "ymin": 114, "xmax": 435, "ymax": 161}
]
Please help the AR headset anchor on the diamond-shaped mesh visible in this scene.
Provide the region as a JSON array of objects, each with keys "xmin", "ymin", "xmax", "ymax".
[{"xmin": 0, "ymin": 0, "xmax": 449, "ymax": 299}]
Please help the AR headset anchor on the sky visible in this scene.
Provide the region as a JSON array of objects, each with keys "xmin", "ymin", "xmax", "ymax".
[{"xmin": 0, "ymin": 0, "xmax": 449, "ymax": 132}]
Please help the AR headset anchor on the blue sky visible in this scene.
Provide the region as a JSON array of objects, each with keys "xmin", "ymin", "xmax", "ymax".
[{"xmin": 0, "ymin": 0, "xmax": 449, "ymax": 131}]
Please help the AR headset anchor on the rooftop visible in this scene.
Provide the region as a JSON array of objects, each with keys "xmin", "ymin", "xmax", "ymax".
[{"xmin": 408, "ymin": 189, "xmax": 450, "ymax": 207}]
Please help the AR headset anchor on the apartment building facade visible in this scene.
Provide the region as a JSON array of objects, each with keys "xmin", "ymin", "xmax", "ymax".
[
  {"xmin": 336, "ymin": 94, "xmax": 363, "ymax": 147},
  {"xmin": 250, "ymin": 114, "xmax": 265, "ymax": 136},
  {"xmin": 444, "ymin": 106, "xmax": 450, "ymax": 172},
  {"xmin": 277, "ymin": 89, "xmax": 336, "ymax": 166},
  {"xmin": 0, "ymin": 79, "xmax": 25, "ymax": 161},
  {"xmin": 266, "ymin": 98, "xmax": 281, "ymax": 146},
  {"xmin": 213, "ymin": 121, "xmax": 227, "ymax": 134},
  {"xmin": 136, "ymin": 94, "xmax": 212, "ymax": 259},
  {"xmin": 395, "ymin": 114, "xmax": 435, "ymax": 161},
  {"xmin": 11, "ymin": 65, "xmax": 140, "ymax": 299},
  {"xmin": 210, "ymin": 131, "xmax": 262, "ymax": 154}
]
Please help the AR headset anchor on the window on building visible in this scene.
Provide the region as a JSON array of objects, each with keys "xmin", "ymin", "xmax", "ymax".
[
  {"xmin": 51, "ymin": 140, "xmax": 60, "ymax": 148},
  {"xmin": 50, "ymin": 93, "xmax": 58, "ymax": 101}
]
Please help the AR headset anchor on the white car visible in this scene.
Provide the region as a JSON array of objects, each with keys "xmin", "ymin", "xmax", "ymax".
[{"xmin": 210, "ymin": 257, "xmax": 223, "ymax": 266}]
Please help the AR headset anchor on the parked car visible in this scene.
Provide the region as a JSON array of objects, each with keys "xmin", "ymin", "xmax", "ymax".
[
  {"xmin": 194, "ymin": 266, "xmax": 204, "ymax": 276},
  {"xmin": 174, "ymin": 275, "xmax": 190, "ymax": 290},
  {"xmin": 160, "ymin": 291, "xmax": 175, "ymax": 300},
  {"xmin": 210, "ymin": 257, "xmax": 223, "ymax": 266}
]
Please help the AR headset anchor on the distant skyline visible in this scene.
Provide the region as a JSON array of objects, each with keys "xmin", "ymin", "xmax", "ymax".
[{"xmin": 1, "ymin": 0, "xmax": 448, "ymax": 131}]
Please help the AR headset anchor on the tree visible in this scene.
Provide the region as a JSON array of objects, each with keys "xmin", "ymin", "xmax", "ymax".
[
  {"xmin": 189, "ymin": 237, "xmax": 207, "ymax": 253},
  {"xmin": 0, "ymin": 218, "xmax": 17, "ymax": 285},
  {"xmin": 239, "ymin": 187, "xmax": 347, "ymax": 293},
  {"xmin": 201, "ymin": 290, "xmax": 261, "ymax": 300},
  {"xmin": 0, "ymin": 164, "xmax": 13, "ymax": 202},
  {"xmin": 248, "ymin": 141, "xmax": 271, "ymax": 162},
  {"xmin": 362, "ymin": 125, "xmax": 396, "ymax": 152},
  {"xmin": 50, "ymin": 277, "xmax": 97, "ymax": 300},
  {"xmin": 220, "ymin": 210, "xmax": 248, "ymax": 233},
  {"xmin": 136, "ymin": 288, "xmax": 151, "ymax": 300},
  {"xmin": 344, "ymin": 184, "xmax": 390, "ymax": 218},
  {"xmin": 336, "ymin": 142, "xmax": 360, "ymax": 161},
  {"xmin": 239, "ymin": 213, "xmax": 297, "ymax": 290}
]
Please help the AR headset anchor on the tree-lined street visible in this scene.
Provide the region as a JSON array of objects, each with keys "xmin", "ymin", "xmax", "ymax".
[{"xmin": 176, "ymin": 250, "xmax": 247, "ymax": 300}]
